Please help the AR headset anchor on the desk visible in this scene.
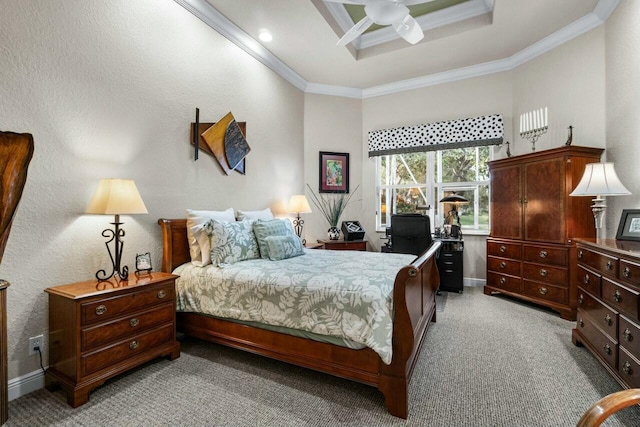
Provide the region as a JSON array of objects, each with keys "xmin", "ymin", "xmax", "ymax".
[{"xmin": 435, "ymin": 238, "xmax": 464, "ymax": 293}]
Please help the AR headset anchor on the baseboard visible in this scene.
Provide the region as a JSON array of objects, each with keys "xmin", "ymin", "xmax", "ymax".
[
  {"xmin": 8, "ymin": 368, "xmax": 45, "ymax": 401},
  {"xmin": 464, "ymin": 277, "xmax": 486, "ymax": 287}
]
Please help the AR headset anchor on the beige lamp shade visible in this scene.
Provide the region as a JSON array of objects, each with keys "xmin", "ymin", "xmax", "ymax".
[
  {"xmin": 570, "ymin": 163, "xmax": 630, "ymax": 197},
  {"xmin": 86, "ymin": 179, "xmax": 148, "ymax": 215},
  {"xmin": 287, "ymin": 195, "xmax": 312, "ymax": 214}
]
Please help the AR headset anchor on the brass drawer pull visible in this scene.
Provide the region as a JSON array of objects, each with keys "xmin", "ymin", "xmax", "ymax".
[
  {"xmin": 606, "ymin": 261, "xmax": 613, "ymax": 270},
  {"xmin": 613, "ymin": 289, "xmax": 621, "ymax": 302},
  {"xmin": 539, "ymin": 250, "xmax": 548, "ymax": 258},
  {"xmin": 540, "ymin": 269, "xmax": 548, "ymax": 277},
  {"xmin": 129, "ymin": 340, "xmax": 139, "ymax": 350},
  {"xmin": 500, "ymin": 261, "xmax": 506, "ymax": 269},
  {"xmin": 500, "ymin": 277, "xmax": 506, "ymax": 285},
  {"xmin": 623, "ymin": 328, "xmax": 633, "ymax": 342},
  {"xmin": 623, "ymin": 267, "xmax": 631, "ymax": 278},
  {"xmin": 604, "ymin": 314, "xmax": 612, "ymax": 326},
  {"xmin": 622, "ymin": 361, "xmax": 633, "ymax": 375},
  {"xmin": 578, "ymin": 318, "xmax": 584, "ymax": 328},
  {"xmin": 578, "ymin": 250, "xmax": 583, "ymax": 260},
  {"xmin": 499, "ymin": 245, "xmax": 506, "ymax": 253},
  {"xmin": 583, "ymin": 274, "xmax": 590, "ymax": 284},
  {"xmin": 95, "ymin": 305, "xmax": 107, "ymax": 316},
  {"xmin": 157, "ymin": 290, "xmax": 166, "ymax": 299},
  {"xmin": 539, "ymin": 287, "xmax": 548, "ymax": 295},
  {"xmin": 130, "ymin": 318, "xmax": 139, "ymax": 327},
  {"xmin": 578, "ymin": 294, "xmax": 584, "ymax": 305},
  {"xmin": 603, "ymin": 343, "xmax": 611, "ymax": 355}
]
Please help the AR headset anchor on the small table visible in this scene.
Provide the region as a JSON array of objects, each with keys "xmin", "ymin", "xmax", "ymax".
[
  {"xmin": 435, "ymin": 237, "xmax": 464, "ymax": 293},
  {"xmin": 317, "ymin": 239, "xmax": 367, "ymax": 251}
]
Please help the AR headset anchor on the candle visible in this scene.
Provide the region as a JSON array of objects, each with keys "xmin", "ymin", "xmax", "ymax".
[
  {"xmin": 544, "ymin": 107, "xmax": 548, "ymax": 127},
  {"xmin": 520, "ymin": 115, "xmax": 523, "ymax": 133}
]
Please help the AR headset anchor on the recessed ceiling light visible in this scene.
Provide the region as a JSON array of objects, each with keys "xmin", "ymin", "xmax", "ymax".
[{"xmin": 258, "ymin": 29, "xmax": 273, "ymax": 43}]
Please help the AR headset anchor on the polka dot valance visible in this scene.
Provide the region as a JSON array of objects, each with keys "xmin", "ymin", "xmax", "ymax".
[{"xmin": 368, "ymin": 114, "xmax": 503, "ymax": 157}]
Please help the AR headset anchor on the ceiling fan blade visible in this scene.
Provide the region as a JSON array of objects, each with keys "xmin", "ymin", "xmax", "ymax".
[
  {"xmin": 337, "ymin": 15, "xmax": 374, "ymax": 46},
  {"xmin": 324, "ymin": 0, "xmax": 367, "ymax": 4},
  {"xmin": 393, "ymin": 14, "xmax": 424, "ymax": 44}
]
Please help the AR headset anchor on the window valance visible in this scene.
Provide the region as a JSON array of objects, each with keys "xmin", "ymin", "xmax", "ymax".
[{"xmin": 368, "ymin": 114, "xmax": 503, "ymax": 157}]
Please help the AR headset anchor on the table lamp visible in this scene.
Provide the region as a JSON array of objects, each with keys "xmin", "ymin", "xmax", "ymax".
[
  {"xmin": 570, "ymin": 162, "xmax": 630, "ymax": 241},
  {"xmin": 439, "ymin": 193, "xmax": 469, "ymax": 226},
  {"xmin": 287, "ymin": 195, "xmax": 312, "ymax": 244},
  {"xmin": 86, "ymin": 179, "xmax": 148, "ymax": 281}
]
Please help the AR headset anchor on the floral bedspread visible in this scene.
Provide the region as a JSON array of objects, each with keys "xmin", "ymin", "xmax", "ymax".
[{"xmin": 173, "ymin": 249, "xmax": 416, "ymax": 364}]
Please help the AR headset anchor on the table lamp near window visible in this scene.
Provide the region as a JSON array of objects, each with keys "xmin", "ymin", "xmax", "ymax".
[
  {"xmin": 287, "ymin": 195, "xmax": 312, "ymax": 245},
  {"xmin": 570, "ymin": 162, "xmax": 630, "ymax": 241},
  {"xmin": 86, "ymin": 178, "xmax": 148, "ymax": 281},
  {"xmin": 440, "ymin": 193, "xmax": 469, "ymax": 227}
]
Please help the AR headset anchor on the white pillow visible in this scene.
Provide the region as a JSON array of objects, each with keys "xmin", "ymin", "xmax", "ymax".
[
  {"xmin": 186, "ymin": 208, "xmax": 235, "ymax": 266},
  {"xmin": 236, "ymin": 208, "xmax": 274, "ymax": 221}
]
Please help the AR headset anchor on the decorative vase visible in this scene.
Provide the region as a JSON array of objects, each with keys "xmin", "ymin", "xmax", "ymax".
[{"xmin": 328, "ymin": 226, "xmax": 340, "ymax": 240}]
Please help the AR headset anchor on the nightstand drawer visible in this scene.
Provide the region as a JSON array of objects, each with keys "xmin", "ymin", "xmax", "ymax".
[
  {"xmin": 81, "ymin": 303, "xmax": 174, "ymax": 350},
  {"xmin": 81, "ymin": 323, "xmax": 174, "ymax": 376},
  {"xmin": 81, "ymin": 282, "xmax": 175, "ymax": 324}
]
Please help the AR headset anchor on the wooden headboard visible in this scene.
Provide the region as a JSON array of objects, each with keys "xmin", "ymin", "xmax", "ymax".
[{"xmin": 157, "ymin": 218, "xmax": 190, "ymax": 273}]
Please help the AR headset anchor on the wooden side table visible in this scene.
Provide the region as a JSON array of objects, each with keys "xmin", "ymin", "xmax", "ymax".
[
  {"xmin": 318, "ymin": 239, "xmax": 367, "ymax": 251},
  {"xmin": 45, "ymin": 272, "xmax": 181, "ymax": 407}
]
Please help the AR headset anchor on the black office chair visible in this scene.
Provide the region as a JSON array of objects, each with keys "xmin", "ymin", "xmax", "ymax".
[{"xmin": 388, "ymin": 214, "xmax": 432, "ymax": 256}]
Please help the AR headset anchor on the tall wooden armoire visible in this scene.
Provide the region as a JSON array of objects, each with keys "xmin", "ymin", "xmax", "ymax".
[{"xmin": 485, "ymin": 146, "xmax": 604, "ymax": 320}]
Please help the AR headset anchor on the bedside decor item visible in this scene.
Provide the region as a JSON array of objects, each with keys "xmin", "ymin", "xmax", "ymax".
[
  {"xmin": 341, "ymin": 220, "xmax": 365, "ymax": 241},
  {"xmin": 307, "ymin": 184, "xmax": 359, "ymax": 240},
  {"xmin": 86, "ymin": 179, "xmax": 148, "ymax": 281},
  {"xmin": 570, "ymin": 162, "xmax": 631, "ymax": 241},
  {"xmin": 439, "ymin": 193, "xmax": 468, "ymax": 227},
  {"xmin": 319, "ymin": 151, "xmax": 349, "ymax": 193},
  {"xmin": 190, "ymin": 112, "xmax": 248, "ymax": 175},
  {"xmin": 519, "ymin": 107, "xmax": 548, "ymax": 151},
  {"xmin": 135, "ymin": 252, "xmax": 152, "ymax": 274},
  {"xmin": 287, "ymin": 195, "xmax": 312, "ymax": 244},
  {"xmin": 616, "ymin": 209, "xmax": 640, "ymax": 241}
]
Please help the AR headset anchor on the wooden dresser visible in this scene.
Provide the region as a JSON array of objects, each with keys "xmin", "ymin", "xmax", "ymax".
[
  {"xmin": 572, "ymin": 239, "xmax": 640, "ymax": 389},
  {"xmin": 45, "ymin": 272, "xmax": 181, "ymax": 407},
  {"xmin": 485, "ymin": 146, "xmax": 603, "ymax": 320}
]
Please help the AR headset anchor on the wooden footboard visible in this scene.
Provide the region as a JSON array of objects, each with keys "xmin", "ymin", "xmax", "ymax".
[{"xmin": 158, "ymin": 218, "xmax": 440, "ymax": 418}]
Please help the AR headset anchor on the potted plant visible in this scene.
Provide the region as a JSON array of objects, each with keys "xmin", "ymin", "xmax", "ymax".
[{"xmin": 306, "ymin": 184, "xmax": 359, "ymax": 240}]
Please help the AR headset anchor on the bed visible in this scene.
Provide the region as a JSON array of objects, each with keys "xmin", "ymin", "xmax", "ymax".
[{"xmin": 158, "ymin": 218, "xmax": 441, "ymax": 419}]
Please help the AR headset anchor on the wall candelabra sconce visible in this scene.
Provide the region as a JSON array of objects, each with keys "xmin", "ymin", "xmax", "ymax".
[{"xmin": 520, "ymin": 107, "xmax": 548, "ymax": 151}]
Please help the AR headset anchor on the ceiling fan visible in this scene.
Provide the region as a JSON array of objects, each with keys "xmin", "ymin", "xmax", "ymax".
[{"xmin": 326, "ymin": 0, "xmax": 434, "ymax": 46}]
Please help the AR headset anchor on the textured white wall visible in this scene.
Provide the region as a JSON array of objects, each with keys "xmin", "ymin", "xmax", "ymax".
[
  {"xmin": 0, "ymin": 0, "xmax": 304, "ymax": 379},
  {"xmin": 604, "ymin": 0, "xmax": 640, "ymax": 236}
]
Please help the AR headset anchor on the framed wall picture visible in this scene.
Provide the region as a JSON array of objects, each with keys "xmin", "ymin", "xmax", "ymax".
[
  {"xmin": 616, "ymin": 209, "xmax": 640, "ymax": 241},
  {"xmin": 319, "ymin": 151, "xmax": 349, "ymax": 193}
]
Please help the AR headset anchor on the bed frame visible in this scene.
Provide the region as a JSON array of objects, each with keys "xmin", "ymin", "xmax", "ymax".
[{"xmin": 158, "ymin": 218, "xmax": 441, "ymax": 419}]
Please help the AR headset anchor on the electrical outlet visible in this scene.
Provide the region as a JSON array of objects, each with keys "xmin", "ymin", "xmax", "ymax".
[{"xmin": 28, "ymin": 334, "xmax": 43, "ymax": 355}]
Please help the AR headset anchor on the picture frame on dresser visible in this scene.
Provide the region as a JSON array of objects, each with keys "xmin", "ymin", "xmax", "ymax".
[{"xmin": 616, "ymin": 209, "xmax": 640, "ymax": 241}]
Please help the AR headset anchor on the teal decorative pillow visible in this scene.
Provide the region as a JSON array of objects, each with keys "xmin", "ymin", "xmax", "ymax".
[
  {"xmin": 264, "ymin": 235, "xmax": 305, "ymax": 261},
  {"xmin": 252, "ymin": 219, "xmax": 295, "ymax": 259},
  {"xmin": 204, "ymin": 219, "xmax": 259, "ymax": 267}
]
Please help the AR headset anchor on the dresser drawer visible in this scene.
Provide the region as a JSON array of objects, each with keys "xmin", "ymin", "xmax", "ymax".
[
  {"xmin": 487, "ymin": 272, "xmax": 521, "ymax": 293},
  {"xmin": 487, "ymin": 256, "xmax": 520, "ymax": 276},
  {"xmin": 576, "ymin": 289, "xmax": 617, "ymax": 339},
  {"xmin": 81, "ymin": 323, "xmax": 174, "ymax": 376},
  {"xmin": 81, "ymin": 303, "xmax": 174, "ymax": 351},
  {"xmin": 576, "ymin": 310, "xmax": 618, "ymax": 369},
  {"xmin": 81, "ymin": 282, "xmax": 175, "ymax": 324},
  {"xmin": 523, "ymin": 281, "xmax": 567, "ymax": 305},
  {"xmin": 619, "ymin": 314, "xmax": 640, "ymax": 356},
  {"xmin": 618, "ymin": 347, "xmax": 640, "ymax": 388},
  {"xmin": 602, "ymin": 277, "xmax": 639, "ymax": 321},
  {"xmin": 619, "ymin": 259, "xmax": 640, "ymax": 286},
  {"xmin": 487, "ymin": 241, "xmax": 521, "ymax": 259},
  {"xmin": 576, "ymin": 265, "xmax": 601, "ymax": 297},
  {"xmin": 522, "ymin": 263, "xmax": 567, "ymax": 287},
  {"xmin": 577, "ymin": 247, "xmax": 618, "ymax": 278},
  {"xmin": 523, "ymin": 245, "xmax": 567, "ymax": 267}
]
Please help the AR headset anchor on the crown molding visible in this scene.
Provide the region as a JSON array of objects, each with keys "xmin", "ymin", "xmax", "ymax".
[
  {"xmin": 176, "ymin": 0, "xmax": 619, "ymax": 100},
  {"xmin": 173, "ymin": 0, "xmax": 308, "ymax": 91}
]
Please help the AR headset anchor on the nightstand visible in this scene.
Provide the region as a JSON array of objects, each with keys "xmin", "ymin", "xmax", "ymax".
[
  {"xmin": 435, "ymin": 238, "xmax": 464, "ymax": 293},
  {"xmin": 318, "ymin": 239, "xmax": 367, "ymax": 251},
  {"xmin": 45, "ymin": 272, "xmax": 181, "ymax": 407}
]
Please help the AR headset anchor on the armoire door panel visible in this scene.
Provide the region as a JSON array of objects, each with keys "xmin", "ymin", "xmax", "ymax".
[
  {"xmin": 490, "ymin": 164, "xmax": 522, "ymax": 239},
  {"xmin": 524, "ymin": 158, "xmax": 566, "ymax": 243}
]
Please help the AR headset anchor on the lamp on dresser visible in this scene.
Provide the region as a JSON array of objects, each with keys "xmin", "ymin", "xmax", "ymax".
[
  {"xmin": 570, "ymin": 162, "xmax": 630, "ymax": 241},
  {"xmin": 86, "ymin": 178, "xmax": 148, "ymax": 281},
  {"xmin": 287, "ymin": 195, "xmax": 312, "ymax": 244}
]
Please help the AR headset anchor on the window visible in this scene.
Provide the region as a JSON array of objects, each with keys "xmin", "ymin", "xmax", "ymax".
[{"xmin": 376, "ymin": 146, "xmax": 491, "ymax": 232}]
